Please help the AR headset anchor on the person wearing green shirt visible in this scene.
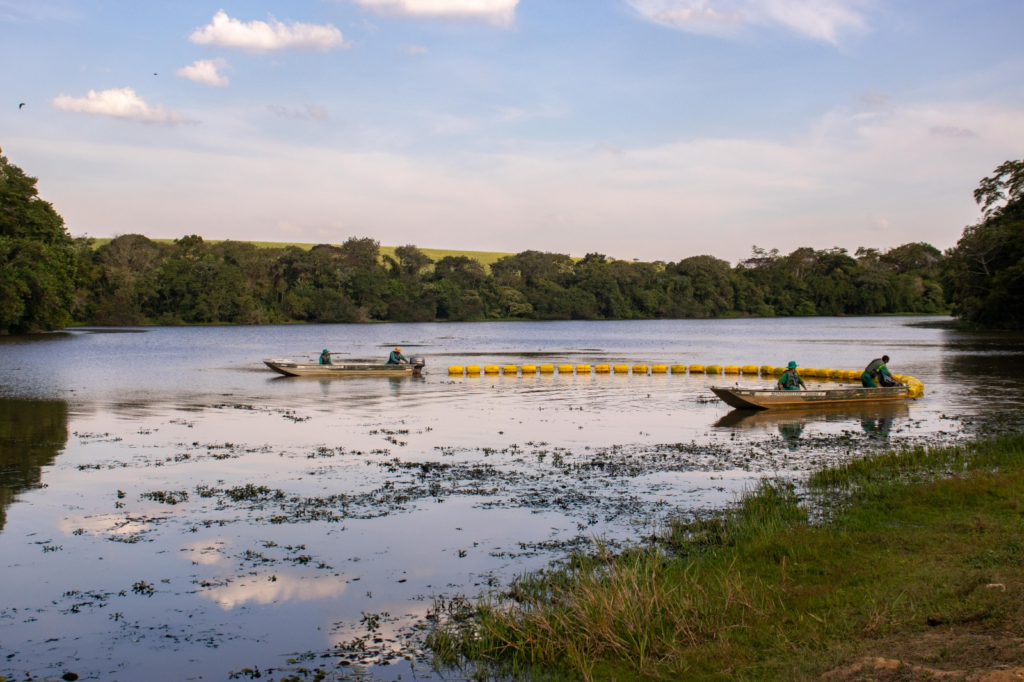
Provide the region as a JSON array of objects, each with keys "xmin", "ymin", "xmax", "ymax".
[
  {"xmin": 319, "ymin": 349, "xmax": 332, "ymax": 365},
  {"xmin": 861, "ymin": 355, "xmax": 902, "ymax": 388},
  {"xmin": 777, "ymin": 361, "xmax": 806, "ymax": 391},
  {"xmin": 387, "ymin": 347, "xmax": 408, "ymax": 365}
]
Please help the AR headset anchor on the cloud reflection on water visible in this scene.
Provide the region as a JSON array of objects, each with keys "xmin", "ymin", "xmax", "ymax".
[{"xmin": 202, "ymin": 572, "xmax": 348, "ymax": 610}]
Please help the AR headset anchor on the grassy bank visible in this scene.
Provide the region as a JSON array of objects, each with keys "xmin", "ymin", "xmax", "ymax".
[{"xmin": 428, "ymin": 433, "xmax": 1024, "ymax": 680}]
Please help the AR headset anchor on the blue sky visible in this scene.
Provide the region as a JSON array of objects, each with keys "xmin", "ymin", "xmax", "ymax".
[{"xmin": 2, "ymin": 0, "xmax": 1023, "ymax": 261}]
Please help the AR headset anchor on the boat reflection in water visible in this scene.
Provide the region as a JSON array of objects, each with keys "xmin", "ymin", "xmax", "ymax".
[{"xmin": 715, "ymin": 402, "xmax": 910, "ymax": 447}]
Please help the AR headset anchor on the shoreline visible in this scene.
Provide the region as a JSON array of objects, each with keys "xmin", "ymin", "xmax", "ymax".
[
  {"xmin": 48, "ymin": 312, "xmax": 954, "ymax": 332},
  {"xmin": 428, "ymin": 432, "xmax": 1024, "ymax": 680}
]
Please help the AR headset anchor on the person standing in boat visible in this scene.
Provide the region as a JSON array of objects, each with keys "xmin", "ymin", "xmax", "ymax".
[
  {"xmin": 387, "ymin": 346, "xmax": 408, "ymax": 365},
  {"xmin": 319, "ymin": 349, "xmax": 333, "ymax": 365},
  {"xmin": 777, "ymin": 361, "xmax": 806, "ymax": 391},
  {"xmin": 861, "ymin": 355, "xmax": 902, "ymax": 388}
]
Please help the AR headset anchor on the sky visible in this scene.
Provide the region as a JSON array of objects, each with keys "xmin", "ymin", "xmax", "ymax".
[{"xmin": 1, "ymin": 0, "xmax": 1023, "ymax": 262}]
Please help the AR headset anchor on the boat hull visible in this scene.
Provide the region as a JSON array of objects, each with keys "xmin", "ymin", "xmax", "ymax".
[
  {"xmin": 710, "ymin": 385, "xmax": 909, "ymax": 410},
  {"xmin": 264, "ymin": 360, "xmax": 419, "ymax": 377}
]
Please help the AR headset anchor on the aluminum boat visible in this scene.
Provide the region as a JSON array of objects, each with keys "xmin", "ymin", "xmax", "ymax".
[{"xmin": 710, "ymin": 385, "xmax": 909, "ymax": 410}]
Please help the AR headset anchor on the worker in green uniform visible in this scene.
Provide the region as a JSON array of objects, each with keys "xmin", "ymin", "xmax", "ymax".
[
  {"xmin": 319, "ymin": 349, "xmax": 332, "ymax": 365},
  {"xmin": 777, "ymin": 361, "xmax": 806, "ymax": 391},
  {"xmin": 862, "ymin": 355, "xmax": 902, "ymax": 388},
  {"xmin": 387, "ymin": 346, "xmax": 408, "ymax": 365}
]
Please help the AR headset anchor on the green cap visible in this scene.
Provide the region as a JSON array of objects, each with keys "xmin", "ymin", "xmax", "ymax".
[
  {"xmin": 323, "ymin": 349, "xmax": 329, "ymax": 353},
  {"xmin": 787, "ymin": 361, "xmax": 798, "ymax": 369}
]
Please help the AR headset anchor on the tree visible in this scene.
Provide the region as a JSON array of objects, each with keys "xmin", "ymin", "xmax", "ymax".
[
  {"xmin": 880, "ymin": 242, "xmax": 942, "ymax": 275},
  {"xmin": 671, "ymin": 256, "xmax": 736, "ymax": 317},
  {"xmin": 433, "ymin": 256, "xmax": 486, "ymax": 288},
  {"xmin": 91, "ymin": 234, "xmax": 166, "ymax": 325},
  {"xmin": 944, "ymin": 159, "xmax": 1024, "ymax": 329},
  {"xmin": 390, "ymin": 245, "xmax": 434, "ymax": 277},
  {"xmin": 974, "ymin": 160, "xmax": 1024, "ymax": 217},
  {"xmin": 0, "ymin": 153, "xmax": 78, "ymax": 333}
]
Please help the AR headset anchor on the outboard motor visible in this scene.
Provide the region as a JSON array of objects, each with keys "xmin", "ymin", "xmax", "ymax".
[{"xmin": 410, "ymin": 356, "xmax": 426, "ymax": 373}]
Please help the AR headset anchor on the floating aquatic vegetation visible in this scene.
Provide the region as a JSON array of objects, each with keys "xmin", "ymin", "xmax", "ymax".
[{"xmin": 140, "ymin": 490, "xmax": 189, "ymax": 505}]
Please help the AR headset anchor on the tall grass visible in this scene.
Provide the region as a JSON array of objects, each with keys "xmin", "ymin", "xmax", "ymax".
[
  {"xmin": 808, "ymin": 433, "xmax": 1024, "ymax": 494},
  {"xmin": 430, "ymin": 547, "xmax": 777, "ymax": 680}
]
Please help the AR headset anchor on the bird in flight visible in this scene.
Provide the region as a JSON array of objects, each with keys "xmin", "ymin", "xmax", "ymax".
[{"xmin": 18, "ymin": 103, "xmax": 25, "ymax": 109}]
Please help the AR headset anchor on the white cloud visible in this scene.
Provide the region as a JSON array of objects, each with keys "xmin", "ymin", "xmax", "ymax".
[
  {"xmin": 175, "ymin": 59, "xmax": 230, "ymax": 87},
  {"xmin": 344, "ymin": 0, "xmax": 518, "ymax": 26},
  {"xmin": 860, "ymin": 88, "xmax": 887, "ymax": 106},
  {"xmin": 930, "ymin": 125, "xmax": 976, "ymax": 138},
  {"xmin": 0, "ymin": 0, "xmax": 77, "ymax": 22},
  {"xmin": 406, "ymin": 44, "xmax": 430, "ymax": 54},
  {"xmin": 189, "ymin": 10, "xmax": 345, "ymax": 52},
  {"xmin": 595, "ymin": 142, "xmax": 626, "ymax": 156},
  {"xmin": 629, "ymin": 0, "xmax": 868, "ymax": 44},
  {"xmin": 268, "ymin": 104, "xmax": 329, "ymax": 120},
  {"xmin": 868, "ymin": 215, "xmax": 890, "ymax": 230},
  {"xmin": 51, "ymin": 87, "xmax": 187, "ymax": 124}
]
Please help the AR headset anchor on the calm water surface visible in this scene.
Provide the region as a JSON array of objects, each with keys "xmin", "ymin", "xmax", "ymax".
[{"xmin": 1, "ymin": 317, "xmax": 1023, "ymax": 681}]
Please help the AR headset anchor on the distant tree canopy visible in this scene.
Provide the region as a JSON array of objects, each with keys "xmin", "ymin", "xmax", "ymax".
[
  {"xmin": 68, "ymin": 235, "xmax": 948, "ymax": 327},
  {"xmin": 944, "ymin": 159, "xmax": 1024, "ymax": 330},
  {"xmin": 0, "ymin": 153, "xmax": 78, "ymax": 334},
  {"xmin": 11, "ymin": 149, "xmax": 1008, "ymax": 333}
]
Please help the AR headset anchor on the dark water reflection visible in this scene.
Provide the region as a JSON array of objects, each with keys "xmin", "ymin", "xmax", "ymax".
[
  {"xmin": 0, "ymin": 317, "xmax": 1022, "ymax": 681},
  {"xmin": 0, "ymin": 399, "xmax": 68, "ymax": 531}
]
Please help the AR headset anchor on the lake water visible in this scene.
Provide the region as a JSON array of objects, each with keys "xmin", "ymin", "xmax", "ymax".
[{"xmin": 1, "ymin": 317, "xmax": 1023, "ymax": 681}]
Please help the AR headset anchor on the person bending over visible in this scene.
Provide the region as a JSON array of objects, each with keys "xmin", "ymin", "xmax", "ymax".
[
  {"xmin": 387, "ymin": 347, "xmax": 408, "ymax": 365},
  {"xmin": 777, "ymin": 361, "xmax": 806, "ymax": 391},
  {"xmin": 862, "ymin": 355, "xmax": 902, "ymax": 388}
]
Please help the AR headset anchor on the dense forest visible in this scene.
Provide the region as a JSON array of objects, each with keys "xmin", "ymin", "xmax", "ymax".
[
  {"xmin": 1, "ymin": 150, "xmax": 1021, "ymax": 332},
  {"xmin": 65, "ymin": 235, "xmax": 946, "ymax": 326}
]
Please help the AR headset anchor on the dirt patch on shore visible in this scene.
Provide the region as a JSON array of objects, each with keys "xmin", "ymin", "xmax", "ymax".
[{"xmin": 825, "ymin": 630, "xmax": 1024, "ymax": 681}]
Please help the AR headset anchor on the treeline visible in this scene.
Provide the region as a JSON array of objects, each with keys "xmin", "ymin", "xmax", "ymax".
[
  {"xmin": 67, "ymin": 235, "xmax": 946, "ymax": 326},
  {"xmin": 2, "ymin": 150, "xmax": 1021, "ymax": 332}
]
